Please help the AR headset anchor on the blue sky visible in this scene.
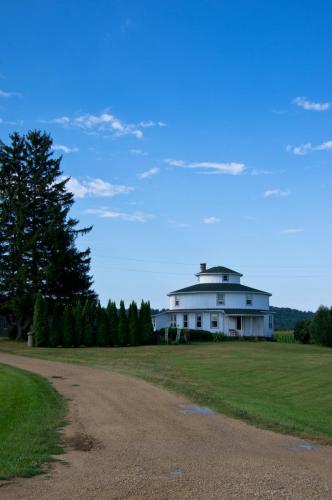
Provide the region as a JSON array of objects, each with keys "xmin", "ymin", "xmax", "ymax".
[{"xmin": 1, "ymin": 0, "xmax": 331, "ymax": 310}]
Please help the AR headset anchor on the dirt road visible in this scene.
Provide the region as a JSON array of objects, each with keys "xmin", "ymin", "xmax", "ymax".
[{"xmin": 0, "ymin": 352, "xmax": 331, "ymax": 499}]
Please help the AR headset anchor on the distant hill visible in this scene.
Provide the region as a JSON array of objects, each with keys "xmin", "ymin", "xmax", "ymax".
[{"xmin": 270, "ymin": 306, "xmax": 314, "ymax": 330}]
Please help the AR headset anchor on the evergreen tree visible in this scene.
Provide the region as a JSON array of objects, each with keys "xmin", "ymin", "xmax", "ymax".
[
  {"xmin": 82, "ymin": 300, "xmax": 95, "ymax": 346},
  {"xmin": 32, "ymin": 294, "xmax": 48, "ymax": 347},
  {"xmin": 311, "ymin": 306, "xmax": 332, "ymax": 347},
  {"xmin": 117, "ymin": 300, "xmax": 128, "ymax": 347},
  {"xmin": 139, "ymin": 300, "xmax": 154, "ymax": 345},
  {"xmin": 49, "ymin": 315, "xmax": 61, "ymax": 347},
  {"xmin": 96, "ymin": 306, "xmax": 109, "ymax": 347},
  {"xmin": 128, "ymin": 301, "xmax": 139, "ymax": 345},
  {"xmin": 106, "ymin": 300, "xmax": 118, "ymax": 346},
  {"xmin": 0, "ymin": 131, "xmax": 95, "ymax": 339},
  {"xmin": 62, "ymin": 305, "xmax": 75, "ymax": 347},
  {"xmin": 73, "ymin": 302, "xmax": 83, "ymax": 347}
]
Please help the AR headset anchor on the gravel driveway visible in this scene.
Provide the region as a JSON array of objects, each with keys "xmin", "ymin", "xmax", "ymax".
[{"xmin": 0, "ymin": 352, "xmax": 331, "ymax": 499}]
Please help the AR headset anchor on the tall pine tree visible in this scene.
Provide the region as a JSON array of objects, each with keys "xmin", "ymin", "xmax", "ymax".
[
  {"xmin": 106, "ymin": 300, "xmax": 118, "ymax": 346},
  {"xmin": 128, "ymin": 301, "xmax": 139, "ymax": 345},
  {"xmin": 0, "ymin": 131, "xmax": 95, "ymax": 339}
]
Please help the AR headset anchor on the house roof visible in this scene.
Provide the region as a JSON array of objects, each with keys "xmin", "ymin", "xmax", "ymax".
[
  {"xmin": 196, "ymin": 266, "xmax": 242, "ymax": 276},
  {"xmin": 168, "ymin": 283, "xmax": 271, "ymax": 296}
]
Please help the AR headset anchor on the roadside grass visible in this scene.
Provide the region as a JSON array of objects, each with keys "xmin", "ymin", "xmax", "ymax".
[
  {"xmin": 0, "ymin": 363, "xmax": 66, "ymax": 479},
  {"xmin": 1, "ymin": 339, "xmax": 332, "ymax": 443}
]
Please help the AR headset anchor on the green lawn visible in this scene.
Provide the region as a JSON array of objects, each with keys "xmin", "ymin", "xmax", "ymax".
[
  {"xmin": 1, "ymin": 339, "xmax": 332, "ymax": 443},
  {"xmin": 0, "ymin": 363, "xmax": 65, "ymax": 479}
]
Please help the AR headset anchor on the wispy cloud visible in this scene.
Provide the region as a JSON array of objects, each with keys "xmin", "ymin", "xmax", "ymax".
[
  {"xmin": 65, "ymin": 177, "xmax": 133, "ymax": 199},
  {"xmin": 251, "ymin": 169, "xmax": 272, "ymax": 176},
  {"xmin": 48, "ymin": 112, "xmax": 165, "ymax": 139},
  {"xmin": 85, "ymin": 208, "xmax": 153, "ymax": 222},
  {"xmin": 164, "ymin": 158, "xmax": 245, "ymax": 175},
  {"xmin": 287, "ymin": 140, "xmax": 332, "ymax": 155},
  {"xmin": 203, "ymin": 216, "xmax": 220, "ymax": 224},
  {"xmin": 263, "ymin": 188, "xmax": 290, "ymax": 198},
  {"xmin": 0, "ymin": 89, "xmax": 22, "ymax": 98},
  {"xmin": 53, "ymin": 144, "xmax": 79, "ymax": 154},
  {"xmin": 137, "ymin": 167, "xmax": 160, "ymax": 179},
  {"xmin": 130, "ymin": 149, "xmax": 148, "ymax": 156},
  {"xmin": 293, "ymin": 96, "xmax": 330, "ymax": 112},
  {"xmin": 280, "ymin": 228, "xmax": 304, "ymax": 234}
]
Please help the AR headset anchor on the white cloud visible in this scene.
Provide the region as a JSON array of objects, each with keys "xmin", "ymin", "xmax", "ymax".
[
  {"xmin": 293, "ymin": 96, "xmax": 330, "ymax": 112},
  {"xmin": 138, "ymin": 167, "xmax": 160, "ymax": 179},
  {"xmin": 130, "ymin": 149, "xmax": 148, "ymax": 156},
  {"xmin": 251, "ymin": 169, "xmax": 272, "ymax": 176},
  {"xmin": 263, "ymin": 188, "xmax": 290, "ymax": 198},
  {"xmin": 280, "ymin": 228, "xmax": 304, "ymax": 234},
  {"xmin": 0, "ymin": 89, "xmax": 22, "ymax": 98},
  {"xmin": 203, "ymin": 216, "xmax": 220, "ymax": 224},
  {"xmin": 85, "ymin": 208, "xmax": 152, "ymax": 222},
  {"xmin": 49, "ymin": 111, "xmax": 165, "ymax": 139},
  {"xmin": 52, "ymin": 144, "xmax": 79, "ymax": 154},
  {"xmin": 164, "ymin": 158, "xmax": 245, "ymax": 175},
  {"xmin": 65, "ymin": 177, "xmax": 133, "ymax": 199},
  {"xmin": 287, "ymin": 139, "xmax": 332, "ymax": 155}
]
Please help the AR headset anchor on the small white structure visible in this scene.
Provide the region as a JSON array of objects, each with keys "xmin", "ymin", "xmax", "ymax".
[{"xmin": 153, "ymin": 263, "xmax": 274, "ymax": 337}]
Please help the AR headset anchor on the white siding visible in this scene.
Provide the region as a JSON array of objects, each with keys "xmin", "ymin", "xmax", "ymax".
[
  {"xmin": 198, "ymin": 274, "xmax": 241, "ymax": 284},
  {"xmin": 169, "ymin": 292, "xmax": 269, "ymax": 311}
]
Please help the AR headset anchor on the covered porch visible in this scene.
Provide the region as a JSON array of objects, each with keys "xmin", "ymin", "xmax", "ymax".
[{"xmin": 224, "ymin": 311, "xmax": 265, "ymax": 337}]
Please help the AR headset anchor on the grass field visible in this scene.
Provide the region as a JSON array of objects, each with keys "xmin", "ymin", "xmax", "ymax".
[
  {"xmin": 0, "ymin": 363, "xmax": 65, "ymax": 479},
  {"xmin": 1, "ymin": 339, "xmax": 332, "ymax": 443}
]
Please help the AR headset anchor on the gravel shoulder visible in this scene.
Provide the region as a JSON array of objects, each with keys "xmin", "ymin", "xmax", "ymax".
[{"xmin": 0, "ymin": 352, "xmax": 331, "ymax": 499}]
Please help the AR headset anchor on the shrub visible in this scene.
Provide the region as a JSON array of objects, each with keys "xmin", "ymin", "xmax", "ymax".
[
  {"xmin": 294, "ymin": 320, "xmax": 312, "ymax": 344},
  {"xmin": 32, "ymin": 294, "xmax": 48, "ymax": 347},
  {"xmin": 273, "ymin": 331, "xmax": 295, "ymax": 343},
  {"xmin": 311, "ymin": 306, "xmax": 332, "ymax": 347}
]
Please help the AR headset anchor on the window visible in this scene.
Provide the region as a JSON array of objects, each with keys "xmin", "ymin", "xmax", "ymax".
[
  {"xmin": 175, "ymin": 296, "xmax": 180, "ymax": 306},
  {"xmin": 236, "ymin": 316, "xmax": 242, "ymax": 330},
  {"xmin": 216, "ymin": 293, "xmax": 225, "ymax": 305},
  {"xmin": 246, "ymin": 294, "xmax": 252, "ymax": 306},
  {"xmin": 222, "ymin": 275, "xmax": 229, "ymax": 282},
  {"xmin": 210, "ymin": 313, "xmax": 219, "ymax": 329},
  {"xmin": 171, "ymin": 314, "xmax": 177, "ymax": 327},
  {"xmin": 269, "ymin": 315, "xmax": 273, "ymax": 329},
  {"xmin": 183, "ymin": 314, "xmax": 188, "ymax": 328},
  {"xmin": 196, "ymin": 314, "xmax": 202, "ymax": 328}
]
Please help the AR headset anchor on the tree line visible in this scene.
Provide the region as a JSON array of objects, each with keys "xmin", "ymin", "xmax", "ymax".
[
  {"xmin": 294, "ymin": 305, "xmax": 332, "ymax": 347},
  {"xmin": 32, "ymin": 295, "xmax": 154, "ymax": 347}
]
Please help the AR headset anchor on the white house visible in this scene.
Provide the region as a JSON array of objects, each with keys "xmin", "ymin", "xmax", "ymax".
[{"xmin": 152, "ymin": 263, "xmax": 274, "ymax": 337}]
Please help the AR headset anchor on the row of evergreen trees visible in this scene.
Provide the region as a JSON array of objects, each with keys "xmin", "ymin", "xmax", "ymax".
[
  {"xmin": 294, "ymin": 305, "xmax": 332, "ymax": 347},
  {"xmin": 32, "ymin": 295, "xmax": 154, "ymax": 348}
]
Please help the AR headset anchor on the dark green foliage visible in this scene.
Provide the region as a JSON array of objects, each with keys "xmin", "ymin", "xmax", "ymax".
[
  {"xmin": 311, "ymin": 306, "xmax": 332, "ymax": 347},
  {"xmin": 0, "ymin": 131, "xmax": 95, "ymax": 339},
  {"xmin": 96, "ymin": 307, "xmax": 109, "ymax": 347},
  {"xmin": 49, "ymin": 317, "xmax": 61, "ymax": 348},
  {"xmin": 139, "ymin": 301, "xmax": 153, "ymax": 345},
  {"xmin": 273, "ymin": 331, "xmax": 295, "ymax": 343},
  {"xmin": 73, "ymin": 302, "xmax": 83, "ymax": 347},
  {"xmin": 117, "ymin": 300, "xmax": 128, "ymax": 347},
  {"xmin": 128, "ymin": 301, "xmax": 139, "ymax": 345},
  {"xmin": 294, "ymin": 320, "xmax": 312, "ymax": 344},
  {"xmin": 62, "ymin": 306, "xmax": 75, "ymax": 347},
  {"xmin": 81, "ymin": 300, "xmax": 95, "ymax": 347},
  {"xmin": 32, "ymin": 294, "xmax": 48, "ymax": 347},
  {"xmin": 270, "ymin": 306, "xmax": 314, "ymax": 330},
  {"xmin": 106, "ymin": 300, "xmax": 118, "ymax": 346}
]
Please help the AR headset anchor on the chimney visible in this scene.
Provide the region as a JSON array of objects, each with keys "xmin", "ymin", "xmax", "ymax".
[{"xmin": 200, "ymin": 262, "xmax": 206, "ymax": 273}]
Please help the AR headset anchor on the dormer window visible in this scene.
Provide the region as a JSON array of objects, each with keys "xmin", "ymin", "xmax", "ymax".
[
  {"xmin": 246, "ymin": 294, "xmax": 252, "ymax": 306},
  {"xmin": 222, "ymin": 275, "xmax": 229, "ymax": 282},
  {"xmin": 175, "ymin": 296, "xmax": 180, "ymax": 306},
  {"xmin": 216, "ymin": 293, "xmax": 225, "ymax": 305}
]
